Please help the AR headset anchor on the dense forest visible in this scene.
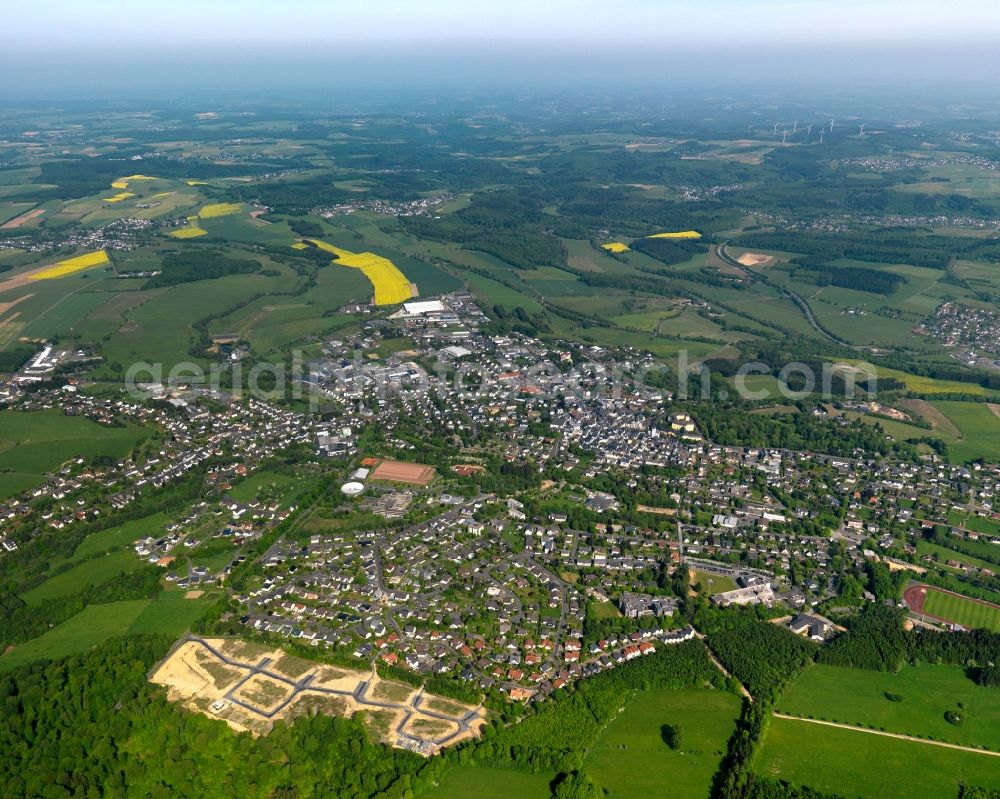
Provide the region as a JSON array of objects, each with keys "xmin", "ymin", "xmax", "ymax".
[
  {"xmin": 691, "ymin": 404, "xmax": 911, "ymax": 459},
  {"xmin": 788, "ymin": 260, "xmax": 905, "ymax": 295},
  {"xmin": 0, "ymin": 636, "xmax": 435, "ymax": 799},
  {"xmin": 818, "ymin": 604, "xmax": 1000, "ymax": 672},
  {"xmin": 702, "ymin": 612, "xmax": 817, "ymax": 703},
  {"xmin": 404, "ymin": 191, "xmax": 567, "ymax": 270},
  {"xmin": 145, "ymin": 251, "xmax": 262, "ymax": 288}
]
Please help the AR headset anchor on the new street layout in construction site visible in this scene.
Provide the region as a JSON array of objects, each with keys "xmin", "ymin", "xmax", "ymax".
[{"xmin": 151, "ymin": 636, "xmax": 486, "ymax": 755}]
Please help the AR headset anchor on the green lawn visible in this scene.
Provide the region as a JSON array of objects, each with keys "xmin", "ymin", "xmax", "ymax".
[
  {"xmin": 931, "ymin": 402, "xmax": 1000, "ymax": 463},
  {"xmin": 72, "ymin": 512, "xmax": 171, "ymax": 561},
  {"xmin": 778, "ymin": 663, "xmax": 1000, "ymax": 750},
  {"xmin": 423, "ymin": 766, "xmax": 553, "ymax": 799},
  {"xmin": 757, "ymin": 715, "xmax": 1000, "ymax": 799},
  {"xmin": 0, "ymin": 408, "xmax": 150, "ymax": 498},
  {"xmin": 923, "ymin": 589, "xmax": 1000, "ymax": 632},
  {"xmin": 691, "ymin": 570, "xmax": 738, "ymax": 595},
  {"xmin": 589, "ymin": 600, "xmax": 623, "ymax": 620},
  {"xmin": 917, "ymin": 540, "xmax": 995, "ymax": 573},
  {"xmin": 126, "ymin": 590, "xmax": 217, "ymax": 635},
  {"xmin": 0, "ymin": 591, "xmax": 214, "ymax": 671},
  {"xmin": 0, "ymin": 600, "xmax": 149, "ymax": 670},
  {"xmin": 584, "ymin": 689, "xmax": 741, "ymax": 799},
  {"xmin": 227, "ymin": 469, "xmax": 299, "ymax": 505},
  {"xmin": 21, "ymin": 550, "xmax": 144, "ymax": 606}
]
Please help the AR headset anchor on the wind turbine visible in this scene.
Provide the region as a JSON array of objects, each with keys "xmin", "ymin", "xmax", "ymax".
[
  {"xmin": 773, "ymin": 122, "xmax": 779, "ymax": 135},
  {"xmin": 782, "ymin": 129, "xmax": 788, "ymax": 143},
  {"xmin": 830, "ymin": 119, "xmax": 835, "ymax": 132},
  {"xmin": 858, "ymin": 123, "xmax": 865, "ymax": 136},
  {"xmin": 793, "ymin": 120, "xmax": 798, "ymax": 133},
  {"xmin": 819, "ymin": 130, "xmax": 825, "ymax": 143},
  {"xmin": 807, "ymin": 123, "xmax": 813, "ymax": 136}
]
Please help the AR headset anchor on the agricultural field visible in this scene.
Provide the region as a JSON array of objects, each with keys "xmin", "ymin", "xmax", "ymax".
[
  {"xmin": 930, "ymin": 402, "xmax": 1000, "ymax": 463},
  {"xmin": 169, "ymin": 226, "xmax": 208, "ymax": 239},
  {"xmin": 649, "ymin": 231, "xmax": 702, "ymax": 239},
  {"xmin": 777, "ymin": 663, "xmax": 1000, "ymax": 750},
  {"xmin": 757, "ymin": 715, "xmax": 1000, "ymax": 799},
  {"xmin": 0, "ymin": 591, "xmax": 217, "ymax": 671},
  {"xmin": 916, "ymin": 540, "xmax": 996, "ymax": 573},
  {"xmin": 423, "ymin": 766, "xmax": 552, "ymax": 799},
  {"xmin": 584, "ymin": 688, "xmax": 740, "ymax": 799},
  {"xmin": 0, "ymin": 408, "xmax": 150, "ymax": 499},
  {"xmin": 199, "ymin": 202, "xmax": 243, "ymax": 218},
  {"xmin": 304, "ymin": 239, "xmax": 414, "ymax": 305},
  {"xmin": 72, "ymin": 512, "xmax": 172, "ymax": 561},
  {"xmin": 29, "ymin": 250, "xmax": 110, "ymax": 280},
  {"xmin": 20, "ymin": 550, "xmax": 145, "ymax": 605}
]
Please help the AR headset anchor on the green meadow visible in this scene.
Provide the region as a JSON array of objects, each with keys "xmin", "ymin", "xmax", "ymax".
[{"xmin": 757, "ymin": 715, "xmax": 1000, "ymax": 799}]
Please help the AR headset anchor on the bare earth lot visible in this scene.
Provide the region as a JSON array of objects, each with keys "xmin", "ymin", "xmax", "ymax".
[{"xmin": 150, "ymin": 636, "xmax": 485, "ymax": 754}]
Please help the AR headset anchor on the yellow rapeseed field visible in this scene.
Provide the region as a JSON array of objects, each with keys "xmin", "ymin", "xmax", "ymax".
[
  {"xmin": 111, "ymin": 180, "xmax": 129, "ymax": 190},
  {"xmin": 122, "ymin": 174, "xmax": 157, "ymax": 181},
  {"xmin": 169, "ymin": 227, "xmax": 208, "ymax": 239},
  {"xmin": 104, "ymin": 192, "xmax": 135, "ymax": 203},
  {"xmin": 601, "ymin": 242, "xmax": 630, "ymax": 253},
  {"xmin": 304, "ymin": 239, "xmax": 414, "ymax": 305},
  {"xmin": 290, "ymin": 242, "xmax": 309, "ymax": 250},
  {"xmin": 186, "ymin": 180, "xmax": 209, "ymax": 186},
  {"xmin": 648, "ymin": 230, "xmax": 702, "ymax": 239},
  {"xmin": 198, "ymin": 203, "xmax": 242, "ymax": 218},
  {"xmin": 29, "ymin": 250, "xmax": 110, "ymax": 280}
]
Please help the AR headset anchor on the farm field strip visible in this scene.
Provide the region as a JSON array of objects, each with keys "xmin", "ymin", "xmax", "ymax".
[
  {"xmin": 303, "ymin": 239, "xmax": 414, "ymax": 305},
  {"xmin": 28, "ymin": 250, "xmax": 111, "ymax": 280}
]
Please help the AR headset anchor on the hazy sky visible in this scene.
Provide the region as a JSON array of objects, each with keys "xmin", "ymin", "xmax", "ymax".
[
  {"xmin": 3, "ymin": 1, "xmax": 1000, "ymax": 93},
  {"xmin": 6, "ymin": 0, "xmax": 1000, "ymax": 45}
]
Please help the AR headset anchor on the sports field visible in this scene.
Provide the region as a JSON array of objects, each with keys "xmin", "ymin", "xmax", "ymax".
[
  {"xmin": 906, "ymin": 585, "xmax": 1000, "ymax": 632},
  {"xmin": 757, "ymin": 715, "xmax": 1000, "ymax": 799},
  {"xmin": 585, "ymin": 688, "xmax": 740, "ymax": 799},
  {"xmin": 370, "ymin": 458, "xmax": 436, "ymax": 485},
  {"xmin": 778, "ymin": 663, "xmax": 1000, "ymax": 750}
]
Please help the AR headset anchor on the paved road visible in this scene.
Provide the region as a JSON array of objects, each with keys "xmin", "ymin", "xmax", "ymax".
[
  {"xmin": 772, "ymin": 713, "xmax": 1000, "ymax": 757},
  {"xmin": 718, "ymin": 244, "xmax": 853, "ymax": 347}
]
